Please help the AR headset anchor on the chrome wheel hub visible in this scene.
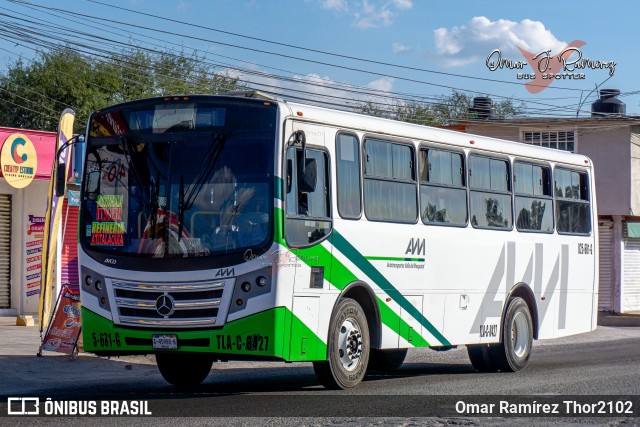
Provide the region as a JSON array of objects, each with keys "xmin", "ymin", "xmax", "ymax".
[
  {"xmin": 337, "ymin": 318, "xmax": 363, "ymax": 371},
  {"xmin": 511, "ymin": 311, "xmax": 529, "ymax": 358}
]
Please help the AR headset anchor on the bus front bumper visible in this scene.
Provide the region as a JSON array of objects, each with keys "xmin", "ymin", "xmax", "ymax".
[{"xmin": 81, "ymin": 307, "xmax": 326, "ymax": 361}]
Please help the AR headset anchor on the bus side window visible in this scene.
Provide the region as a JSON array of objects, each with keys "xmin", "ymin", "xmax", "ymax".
[
  {"xmin": 514, "ymin": 161, "xmax": 553, "ymax": 233},
  {"xmin": 469, "ymin": 155, "xmax": 513, "ymax": 229},
  {"xmin": 363, "ymin": 138, "xmax": 417, "ymax": 223},
  {"xmin": 336, "ymin": 133, "xmax": 361, "ymax": 219},
  {"xmin": 285, "ymin": 146, "xmax": 332, "ymax": 247},
  {"xmin": 419, "ymin": 147, "xmax": 467, "ymax": 226},
  {"xmin": 555, "ymin": 168, "xmax": 591, "ymax": 235}
]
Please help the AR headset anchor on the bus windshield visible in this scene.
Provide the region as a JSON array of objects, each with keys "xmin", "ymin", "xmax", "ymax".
[{"xmin": 81, "ymin": 98, "xmax": 276, "ymax": 260}]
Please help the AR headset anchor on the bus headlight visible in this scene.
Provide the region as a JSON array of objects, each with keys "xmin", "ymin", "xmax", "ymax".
[
  {"xmin": 80, "ymin": 266, "xmax": 110, "ymax": 311},
  {"xmin": 229, "ymin": 267, "xmax": 272, "ymax": 314}
]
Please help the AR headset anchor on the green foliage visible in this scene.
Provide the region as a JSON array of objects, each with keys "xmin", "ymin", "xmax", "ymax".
[
  {"xmin": 0, "ymin": 47, "xmax": 244, "ymax": 132},
  {"xmin": 357, "ymin": 90, "xmax": 526, "ymax": 126}
]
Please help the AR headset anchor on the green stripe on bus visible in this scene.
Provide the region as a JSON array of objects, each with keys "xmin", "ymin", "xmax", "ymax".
[
  {"xmin": 331, "ymin": 230, "xmax": 451, "ymax": 346},
  {"xmin": 365, "ymin": 256, "xmax": 425, "ymax": 262},
  {"xmin": 323, "ymin": 244, "xmax": 430, "ymax": 347},
  {"xmin": 376, "ymin": 295, "xmax": 429, "ymax": 347},
  {"xmin": 82, "ymin": 306, "xmax": 327, "ymax": 361},
  {"xmin": 273, "ymin": 208, "xmax": 442, "ymax": 346}
]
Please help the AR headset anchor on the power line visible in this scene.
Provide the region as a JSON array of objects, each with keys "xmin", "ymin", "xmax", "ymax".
[
  {"xmin": 2, "ymin": 0, "xmax": 594, "ymax": 114},
  {"xmin": 0, "ymin": 2, "xmax": 631, "ymax": 126},
  {"xmin": 2, "ymin": 0, "xmax": 622, "ymax": 117},
  {"xmin": 83, "ymin": 0, "xmax": 587, "ymax": 93}
]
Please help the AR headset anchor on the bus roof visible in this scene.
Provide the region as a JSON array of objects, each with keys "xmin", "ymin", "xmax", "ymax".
[
  {"xmin": 278, "ymin": 99, "xmax": 592, "ymax": 169},
  {"xmin": 93, "ymin": 93, "xmax": 592, "ymax": 169}
]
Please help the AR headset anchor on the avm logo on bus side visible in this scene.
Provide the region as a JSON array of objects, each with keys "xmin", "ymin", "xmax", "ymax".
[{"xmin": 405, "ymin": 238, "xmax": 426, "ymax": 256}]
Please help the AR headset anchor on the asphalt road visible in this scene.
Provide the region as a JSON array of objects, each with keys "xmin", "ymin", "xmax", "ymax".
[{"xmin": 1, "ymin": 324, "xmax": 639, "ymax": 425}]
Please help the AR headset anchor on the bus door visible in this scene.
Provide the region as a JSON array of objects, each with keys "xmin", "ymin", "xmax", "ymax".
[{"xmin": 283, "ymin": 121, "xmax": 333, "ymax": 359}]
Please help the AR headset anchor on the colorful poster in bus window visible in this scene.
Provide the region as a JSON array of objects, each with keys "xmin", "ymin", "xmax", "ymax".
[
  {"xmin": 91, "ymin": 195, "xmax": 126, "ymax": 246},
  {"xmin": 88, "ymin": 110, "xmax": 128, "ymax": 137}
]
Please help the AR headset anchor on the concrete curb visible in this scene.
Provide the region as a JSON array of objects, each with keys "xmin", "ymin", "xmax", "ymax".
[{"xmin": 597, "ymin": 311, "xmax": 640, "ymax": 327}]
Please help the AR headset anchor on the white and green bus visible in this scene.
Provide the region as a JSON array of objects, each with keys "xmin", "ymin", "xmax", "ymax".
[{"xmin": 78, "ymin": 93, "xmax": 598, "ymax": 389}]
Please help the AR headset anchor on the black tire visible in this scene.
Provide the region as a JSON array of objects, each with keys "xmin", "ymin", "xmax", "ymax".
[
  {"xmin": 313, "ymin": 298, "xmax": 370, "ymax": 389},
  {"xmin": 368, "ymin": 348, "xmax": 408, "ymax": 372},
  {"xmin": 490, "ymin": 296, "xmax": 533, "ymax": 372},
  {"xmin": 155, "ymin": 352, "xmax": 215, "ymax": 386},
  {"xmin": 466, "ymin": 344, "xmax": 496, "ymax": 372}
]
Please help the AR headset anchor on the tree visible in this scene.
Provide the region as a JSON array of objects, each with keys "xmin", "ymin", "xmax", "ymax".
[
  {"xmin": 356, "ymin": 90, "xmax": 526, "ymax": 126},
  {"xmin": 0, "ymin": 47, "xmax": 245, "ymax": 133},
  {"xmin": 153, "ymin": 49, "xmax": 240, "ymax": 96}
]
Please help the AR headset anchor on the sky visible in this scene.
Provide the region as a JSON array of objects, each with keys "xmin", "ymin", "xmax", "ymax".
[{"xmin": 0, "ymin": 0, "xmax": 639, "ymax": 117}]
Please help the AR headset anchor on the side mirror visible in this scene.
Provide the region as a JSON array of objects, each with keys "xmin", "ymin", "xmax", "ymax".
[
  {"xmin": 287, "ymin": 130, "xmax": 307, "ymax": 172},
  {"xmin": 299, "ymin": 158, "xmax": 317, "ymax": 193},
  {"xmin": 286, "ymin": 159, "xmax": 293, "ymax": 194},
  {"xmin": 85, "ymin": 170, "xmax": 101, "ymax": 201},
  {"xmin": 55, "ymin": 162, "xmax": 66, "ymax": 197}
]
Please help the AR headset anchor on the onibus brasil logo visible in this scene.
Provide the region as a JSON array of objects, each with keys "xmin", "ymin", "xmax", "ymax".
[{"xmin": 486, "ymin": 41, "xmax": 617, "ymax": 94}]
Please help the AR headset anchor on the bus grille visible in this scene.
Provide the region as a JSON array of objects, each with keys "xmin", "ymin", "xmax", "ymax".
[{"xmin": 112, "ymin": 280, "xmax": 225, "ymax": 328}]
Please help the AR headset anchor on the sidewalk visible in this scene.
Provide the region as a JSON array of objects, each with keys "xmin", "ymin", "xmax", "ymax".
[{"xmin": 597, "ymin": 310, "xmax": 640, "ymax": 327}]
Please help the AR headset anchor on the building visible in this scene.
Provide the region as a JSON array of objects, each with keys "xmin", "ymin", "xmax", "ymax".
[
  {"xmin": 454, "ymin": 92, "xmax": 640, "ymax": 313},
  {"xmin": 0, "ymin": 127, "xmax": 80, "ymax": 319}
]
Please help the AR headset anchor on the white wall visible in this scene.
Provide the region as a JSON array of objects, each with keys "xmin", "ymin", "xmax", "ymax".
[
  {"xmin": 630, "ymin": 127, "xmax": 640, "ymax": 216},
  {"xmin": 0, "ymin": 178, "xmax": 49, "ymax": 314},
  {"xmin": 578, "ymin": 126, "xmax": 631, "ymax": 217},
  {"xmin": 465, "ymin": 122, "xmax": 633, "ymax": 217}
]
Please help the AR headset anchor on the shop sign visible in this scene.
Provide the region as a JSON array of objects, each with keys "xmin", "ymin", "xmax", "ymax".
[{"xmin": 1, "ymin": 133, "xmax": 38, "ymax": 188}]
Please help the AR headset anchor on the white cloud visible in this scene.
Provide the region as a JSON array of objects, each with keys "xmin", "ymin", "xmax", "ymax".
[
  {"xmin": 320, "ymin": 0, "xmax": 348, "ymax": 12},
  {"xmin": 318, "ymin": 0, "xmax": 412, "ymax": 29},
  {"xmin": 390, "ymin": 0, "xmax": 412, "ymax": 10},
  {"xmin": 433, "ymin": 16, "xmax": 567, "ymax": 67},
  {"xmin": 353, "ymin": 0, "xmax": 394, "ymax": 29},
  {"xmin": 177, "ymin": 1, "xmax": 189, "ymax": 12},
  {"xmin": 240, "ymin": 70, "xmax": 354, "ymax": 103},
  {"xmin": 367, "ymin": 76, "xmax": 394, "ymax": 92},
  {"xmin": 392, "ymin": 42, "xmax": 411, "ymax": 54},
  {"xmin": 235, "ymin": 67, "xmax": 396, "ymax": 111},
  {"xmin": 293, "ymin": 73, "xmax": 344, "ymax": 97}
]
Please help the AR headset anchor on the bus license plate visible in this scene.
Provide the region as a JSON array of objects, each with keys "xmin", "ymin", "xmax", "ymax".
[{"xmin": 152, "ymin": 335, "xmax": 177, "ymax": 349}]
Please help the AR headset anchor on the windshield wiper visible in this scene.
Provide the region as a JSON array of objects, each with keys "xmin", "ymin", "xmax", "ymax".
[
  {"xmin": 182, "ymin": 134, "xmax": 227, "ymax": 212},
  {"xmin": 149, "ymin": 174, "xmax": 160, "ymax": 239},
  {"xmin": 172, "ymin": 134, "xmax": 226, "ymax": 246}
]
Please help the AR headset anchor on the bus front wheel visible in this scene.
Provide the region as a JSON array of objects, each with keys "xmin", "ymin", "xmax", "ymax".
[
  {"xmin": 156, "ymin": 352, "xmax": 215, "ymax": 386},
  {"xmin": 313, "ymin": 298, "xmax": 370, "ymax": 389}
]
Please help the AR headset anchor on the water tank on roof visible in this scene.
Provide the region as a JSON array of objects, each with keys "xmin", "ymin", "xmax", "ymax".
[
  {"xmin": 591, "ymin": 89, "xmax": 626, "ymax": 117},
  {"xmin": 468, "ymin": 97, "xmax": 494, "ymax": 120}
]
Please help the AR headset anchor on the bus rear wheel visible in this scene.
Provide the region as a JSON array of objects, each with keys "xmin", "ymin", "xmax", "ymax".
[
  {"xmin": 313, "ymin": 298, "xmax": 370, "ymax": 389},
  {"xmin": 467, "ymin": 297, "xmax": 533, "ymax": 372},
  {"xmin": 491, "ymin": 296, "xmax": 533, "ymax": 372},
  {"xmin": 466, "ymin": 344, "xmax": 495, "ymax": 372},
  {"xmin": 156, "ymin": 352, "xmax": 215, "ymax": 386}
]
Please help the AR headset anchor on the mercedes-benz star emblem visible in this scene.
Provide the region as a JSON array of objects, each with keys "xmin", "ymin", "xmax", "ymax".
[{"xmin": 155, "ymin": 294, "xmax": 175, "ymax": 317}]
